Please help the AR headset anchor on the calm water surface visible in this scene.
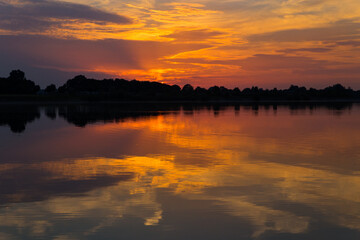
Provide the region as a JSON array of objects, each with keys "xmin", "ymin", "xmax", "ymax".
[{"xmin": 0, "ymin": 103, "xmax": 360, "ymax": 240}]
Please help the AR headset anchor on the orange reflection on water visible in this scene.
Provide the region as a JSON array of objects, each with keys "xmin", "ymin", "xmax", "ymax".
[{"xmin": 1, "ymin": 105, "xmax": 360, "ymax": 238}]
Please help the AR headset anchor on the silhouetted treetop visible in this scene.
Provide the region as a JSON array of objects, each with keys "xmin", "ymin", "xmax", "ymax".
[
  {"xmin": 0, "ymin": 70, "xmax": 40, "ymax": 94},
  {"xmin": 9, "ymin": 70, "xmax": 26, "ymax": 81},
  {"xmin": 182, "ymin": 84, "xmax": 194, "ymax": 92},
  {"xmin": 45, "ymin": 84, "xmax": 57, "ymax": 93}
]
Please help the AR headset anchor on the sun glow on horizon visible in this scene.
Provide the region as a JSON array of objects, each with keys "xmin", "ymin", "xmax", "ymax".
[{"xmin": 1, "ymin": 0, "xmax": 360, "ymax": 88}]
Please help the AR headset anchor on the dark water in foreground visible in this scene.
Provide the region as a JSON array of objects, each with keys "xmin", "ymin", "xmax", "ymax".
[{"xmin": 0, "ymin": 103, "xmax": 360, "ymax": 240}]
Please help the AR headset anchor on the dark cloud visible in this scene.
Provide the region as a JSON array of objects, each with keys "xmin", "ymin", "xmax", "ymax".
[
  {"xmin": 300, "ymin": 0, "xmax": 327, "ymax": 7},
  {"xmin": 167, "ymin": 54, "xmax": 329, "ymax": 71},
  {"xmin": 0, "ymin": 165, "xmax": 133, "ymax": 204},
  {"xmin": 165, "ymin": 54, "xmax": 360, "ymax": 87},
  {"xmin": 277, "ymin": 47, "xmax": 332, "ymax": 53},
  {"xmin": 235, "ymin": 54, "xmax": 360, "ymax": 87},
  {"xmin": 204, "ymin": 0, "xmax": 275, "ymax": 13},
  {"xmin": 335, "ymin": 40, "xmax": 360, "ymax": 47},
  {"xmin": 0, "ymin": 0, "xmax": 131, "ymax": 31},
  {"xmin": 165, "ymin": 53, "xmax": 358, "ymax": 87},
  {"xmin": 162, "ymin": 29, "xmax": 225, "ymax": 42},
  {"xmin": 0, "ymin": 35, "xmax": 210, "ymax": 86},
  {"xmin": 294, "ymin": 66, "xmax": 360, "ymax": 76},
  {"xmin": 248, "ymin": 19, "xmax": 360, "ymax": 42},
  {"xmin": 204, "ymin": 0, "xmax": 321, "ymax": 17},
  {"xmin": 236, "ymin": 54, "xmax": 329, "ymax": 71}
]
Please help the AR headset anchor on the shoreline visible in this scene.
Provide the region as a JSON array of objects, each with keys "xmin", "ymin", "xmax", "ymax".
[{"xmin": 1, "ymin": 98, "xmax": 359, "ymax": 105}]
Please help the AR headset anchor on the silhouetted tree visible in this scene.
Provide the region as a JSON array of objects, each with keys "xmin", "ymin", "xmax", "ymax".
[
  {"xmin": 45, "ymin": 84, "xmax": 57, "ymax": 93},
  {"xmin": 182, "ymin": 84, "xmax": 194, "ymax": 92},
  {"xmin": 233, "ymin": 87, "xmax": 241, "ymax": 96},
  {"xmin": 9, "ymin": 70, "xmax": 26, "ymax": 81},
  {"xmin": 0, "ymin": 70, "xmax": 40, "ymax": 94},
  {"xmin": 208, "ymin": 86, "xmax": 220, "ymax": 97}
]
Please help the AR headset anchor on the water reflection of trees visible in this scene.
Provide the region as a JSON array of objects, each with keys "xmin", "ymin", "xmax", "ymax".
[
  {"xmin": 0, "ymin": 103, "xmax": 355, "ymax": 133},
  {"xmin": 57, "ymin": 103, "xmax": 182, "ymax": 127},
  {"xmin": 0, "ymin": 105, "xmax": 40, "ymax": 133}
]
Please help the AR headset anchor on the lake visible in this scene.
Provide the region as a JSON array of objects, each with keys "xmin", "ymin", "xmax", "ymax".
[{"xmin": 0, "ymin": 103, "xmax": 360, "ymax": 240}]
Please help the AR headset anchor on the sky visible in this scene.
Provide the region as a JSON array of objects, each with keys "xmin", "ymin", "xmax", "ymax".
[{"xmin": 1, "ymin": 0, "xmax": 360, "ymax": 88}]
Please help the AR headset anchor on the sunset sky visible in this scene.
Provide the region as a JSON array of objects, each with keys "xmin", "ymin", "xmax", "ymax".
[{"xmin": 1, "ymin": 0, "xmax": 360, "ymax": 88}]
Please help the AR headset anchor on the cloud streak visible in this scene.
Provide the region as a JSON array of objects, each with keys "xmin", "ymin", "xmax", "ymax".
[
  {"xmin": 0, "ymin": 0, "xmax": 131, "ymax": 32},
  {"xmin": 248, "ymin": 20, "xmax": 360, "ymax": 42},
  {"xmin": 162, "ymin": 29, "xmax": 225, "ymax": 42}
]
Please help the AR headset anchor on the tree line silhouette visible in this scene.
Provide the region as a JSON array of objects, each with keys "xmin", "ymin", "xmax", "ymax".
[{"xmin": 1, "ymin": 70, "xmax": 360, "ymax": 101}]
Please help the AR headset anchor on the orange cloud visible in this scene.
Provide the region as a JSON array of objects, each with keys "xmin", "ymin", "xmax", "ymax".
[{"xmin": 1, "ymin": 0, "xmax": 360, "ymax": 88}]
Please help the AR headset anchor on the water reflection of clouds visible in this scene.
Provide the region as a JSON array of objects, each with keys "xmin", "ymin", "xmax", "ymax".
[
  {"xmin": 1, "ymin": 153, "xmax": 360, "ymax": 238},
  {"xmin": 0, "ymin": 105, "xmax": 360, "ymax": 239},
  {"xmin": 0, "ymin": 183, "xmax": 163, "ymax": 238}
]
